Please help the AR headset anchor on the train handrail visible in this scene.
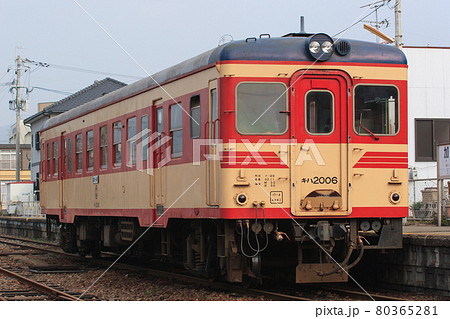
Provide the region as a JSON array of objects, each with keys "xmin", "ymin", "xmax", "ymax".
[
  {"xmin": 204, "ymin": 121, "xmax": 210, "ymax": 155},
  {"xmin": 156, "ymin": 131, "xmax": 166, "ymax": 163}
]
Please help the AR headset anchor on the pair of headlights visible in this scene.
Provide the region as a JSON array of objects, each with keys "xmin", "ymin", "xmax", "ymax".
[
  {"xmin": 309, "ymin": 40, "xmax": 333, "ymax": 54},
  {"xmin": 306, "ymin": 33, "xmax": 335, "ymax": 61}
]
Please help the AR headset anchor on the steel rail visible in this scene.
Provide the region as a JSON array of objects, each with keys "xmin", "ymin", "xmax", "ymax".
[
  {"xmin": 91, "ymin": 258, "xmax": 312, "ymax": 301},
  {"xmin": 0, "ymin": 235, "xmax": 59, "ymax": 247},
  {"xmin": 323, "ymin": 287, "xmax": 410, "ymax": 301},
  {"xmin": 0, "ymin": 266, "xmax": 78, "ymax": 301},
  {"xmin": 0, "ymin": 239, "xmax": 76, "ymax": 257}
]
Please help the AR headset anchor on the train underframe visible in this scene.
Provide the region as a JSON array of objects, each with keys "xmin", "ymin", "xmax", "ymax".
[{"xmin": 50, "ymin": 215, "xmax": 403, "ymax": 284}]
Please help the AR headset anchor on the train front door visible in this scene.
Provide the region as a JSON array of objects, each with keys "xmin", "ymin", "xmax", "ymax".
[{"xmin": 289, "ymin": 70, "xmax": 350, "ymax": 216}]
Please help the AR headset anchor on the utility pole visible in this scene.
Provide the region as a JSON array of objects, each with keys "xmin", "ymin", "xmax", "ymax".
[
  {"xmin": 9, "ymin": 52, "xmax": 29, "ymax": 182},
  {"xmin": 14, "ymin": 55, "xmax": 22, "ymax": 182},
  {"xmin": 394, "ymin": 0, "xmax": 403, "ymax": 47}
]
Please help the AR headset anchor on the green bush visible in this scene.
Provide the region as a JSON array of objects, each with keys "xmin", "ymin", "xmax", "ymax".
[
  {"xmin": 410, "ymin": 202, "xmax": 422, "ymax": 211},
  {"xmin": 432, "ymin": 210, "xmax": 449, "ymax": 226}
]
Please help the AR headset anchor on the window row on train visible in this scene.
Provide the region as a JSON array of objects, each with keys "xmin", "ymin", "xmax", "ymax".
[
  {"xmin": 41, "ymin": 83, "xmax": 399, "ymax": 177},
  {"xmin": 42, "ymin": 93, "xmax": 204, "ymax": 177}
]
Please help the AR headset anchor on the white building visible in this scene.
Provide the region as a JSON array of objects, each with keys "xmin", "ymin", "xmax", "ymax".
[
  {"xmin": 8, "ymin": 119, "xmax": 31, "ymax": 145},
  {"xmin": 403, "ymin": 46, "xmax": 450, "ymax": 205}
]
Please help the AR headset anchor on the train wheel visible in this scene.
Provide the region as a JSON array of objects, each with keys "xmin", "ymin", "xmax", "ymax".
[
  {"xmin": 242, "ymin": 275, "xmax": 261, "ymax": 289},
  {"xmin": 60, "ymin": 224, "xmax": 78, "ymax": 253},
  {"xmin": 91, "ymin": 242, "xmax": 101, "ymax": 258}
]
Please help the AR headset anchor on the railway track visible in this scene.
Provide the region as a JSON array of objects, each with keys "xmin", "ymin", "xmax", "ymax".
[
  {"xmin": 0, "ymin": 235, "xmax": 59, "ymax": 247},
  {"xmin": 0, "ymin": 235, "xmax": 410, "ymax": 301},
  {"xmin": 322, "ymin": 286, "xmax": 409, "ymax": 301},
  {"xmin": 0, "ymin": 237, "xmax": 308, "ymax": 300},
  {"xmin": 0, "ymin": 266, "xmax": 80, "ymax": 301}
]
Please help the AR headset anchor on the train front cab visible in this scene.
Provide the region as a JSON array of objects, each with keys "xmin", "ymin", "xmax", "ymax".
[{"xmin": 218, "ymin": 60, "xmax": 408, "ymax": 283}]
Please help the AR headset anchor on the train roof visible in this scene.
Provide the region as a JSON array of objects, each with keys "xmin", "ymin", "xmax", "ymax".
[{"xmin": 42, "ymin": 36, "xmax": 406, "ymax": 131}]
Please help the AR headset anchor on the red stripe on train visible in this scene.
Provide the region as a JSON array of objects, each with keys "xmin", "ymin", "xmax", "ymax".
[
  {"xmin": 362, "ymin": 151, "xmax": 407, "ymax": 157},
  {"xmin": 353, "ymin": 163, "xmax": 408, "ymax": 169}
]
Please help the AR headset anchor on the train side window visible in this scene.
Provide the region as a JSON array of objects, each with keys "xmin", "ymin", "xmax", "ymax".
[
  {"xmin": 76, "ymin": 134, "xmax": 82, "ymax": 173},
  {"xmin": 155, "ymin": 107, "xmax": 163, "ymax": 153},
  {"xmin": 127, "ymin": 117, "xmax": 137, "ymax": 166},
  {"xmin": 236, "ymin": 82, "xmax": 288, "ymax": 135},
  {"xmin": 87, "ymin": 130, "xmax": 94, "ymax": 171},
  {"xmin": 47, "ymin": 143, "xmax": 51, "ymax": 177},
  {"xmin": 190, "ymin": 95, "xmax": 201, "ymax": 138},
  {"xmin": 305, "ymin": 91, "xmax": 334, "ymax": 134},
  {"xmin": 156, "ymin": 108, "xmax": 163, "ymax": 135},
  {"xmin": 100, "ymin": 126, "xmax": 108, "ymax": 169},
  {"xmin": 211, "ymin": 89, "xmax": 218, "ymax": 141},
  {"xmin": 170, "ymin": 104, "xmax": 183, "ymax": 157},
  {"xmin": 67, "ymin": 137, "xmax": 73, "ymax": 173},
  {"xmin": 354, "ymin": 85, "xmax": 399, "ymax": 135},
  {"xmin": 141, "ymin": 115, "xmax": 149, "ymax": 161},
  {"xmin": 113, "ymin": 121, "xmax": 122, "ymax": 167},
  {"xmin": 53, "ymin": 141, "xmax": 58, "ymax": 176}
]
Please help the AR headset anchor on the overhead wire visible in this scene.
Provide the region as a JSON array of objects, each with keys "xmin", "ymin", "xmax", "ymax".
[
  {"xmin": 333, "ymin": 5, "xmax": 384, "ymax": 37},
  {"xmin": 0, "ymin": 72, "xmax": 11, "ymax": 82},
  {"xmin": 0, "ymin": 75, "xmax": 15, "ymax": 102},
  {"xmin": 32, "ymin": 86, "xmax": 73, "ymax": 95},
  {"xmin": 25, "ymin": 58, "xmax": 143, "ymax": 80},
  {"xmin": 47, "ymin": 63, "xmax": 144, "ymax": 80}
]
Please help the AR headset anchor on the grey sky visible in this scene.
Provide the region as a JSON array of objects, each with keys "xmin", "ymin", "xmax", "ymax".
[{"xmin": 0, "ymin": 0, "xmax": 449, "ymax": 142}]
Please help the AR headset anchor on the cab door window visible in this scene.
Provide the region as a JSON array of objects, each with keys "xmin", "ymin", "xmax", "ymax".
[{"xmin": 305, "ymin": 91, "xmax": 334, "ymax": 134}]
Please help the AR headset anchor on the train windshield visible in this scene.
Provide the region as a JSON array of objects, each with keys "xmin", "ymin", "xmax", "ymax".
[
  {"xmin": 354, "ymin": 85, "xmax": 399, "ymax": 135},
  {"xmin": 236, "ymin": 82, "xmax": 288, "ymax": 134}
]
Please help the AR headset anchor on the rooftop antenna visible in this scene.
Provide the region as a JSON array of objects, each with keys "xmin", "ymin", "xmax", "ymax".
[
  {"xmin": 300, "ymin": 16, "xmax": 306, "ymax": 34},
  {"xmin": 282, "ymin": 16, "xmax": 312, "ymax": 37}
]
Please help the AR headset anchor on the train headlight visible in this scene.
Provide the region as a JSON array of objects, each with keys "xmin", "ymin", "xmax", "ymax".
[
  {"xmin": 389, "ymin": 191, "xmax": 401, "ymax": 204},
  {"xmin": 309, "ymin": 41, "xmax": 320, "ymax": 54},
  {"xmin": 321, "ymin": 41, "xmax": 333, "ymax": 53},
  {"xmin": 306, "ymin": 33, "xmax": 334, "ymax": 61},
  {"xmin": 236, "ymin": 193, "xmax": 248, "ymax": 206}
]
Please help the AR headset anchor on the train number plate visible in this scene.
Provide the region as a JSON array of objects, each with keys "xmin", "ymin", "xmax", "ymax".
[{"xmin": 270, "ymin": 191, "xmax": 283, "ymax": 204}]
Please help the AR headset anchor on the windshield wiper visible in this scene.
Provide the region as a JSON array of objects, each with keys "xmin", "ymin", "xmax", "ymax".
[{"xmin": 359, "ymin": 123, "xmax": 379, "ymax": 141}]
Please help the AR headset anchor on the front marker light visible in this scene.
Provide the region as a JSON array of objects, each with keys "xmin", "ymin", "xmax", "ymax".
[
  {"xmin": 322, "ymin": 41, "xmax": 333, "ymax": 53},
  {"xmin": 309, "ymin": 41, "xmax": 320, "ymax": 54}
]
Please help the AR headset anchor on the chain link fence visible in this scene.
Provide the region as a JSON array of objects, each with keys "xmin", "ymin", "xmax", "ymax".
[{"xmin": 408, "ymin": 177, "xmax": 449, "ymax": 223}]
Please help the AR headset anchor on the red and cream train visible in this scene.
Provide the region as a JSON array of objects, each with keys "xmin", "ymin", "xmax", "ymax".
[{"xmin": 40, "ymin": 31, "xmax": 408, "ymax": 284}]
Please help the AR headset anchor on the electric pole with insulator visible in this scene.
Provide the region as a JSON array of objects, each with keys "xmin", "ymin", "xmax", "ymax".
[{"xmin": 9, "ymin": 52, "xmax": 29, "ymax": 182}]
